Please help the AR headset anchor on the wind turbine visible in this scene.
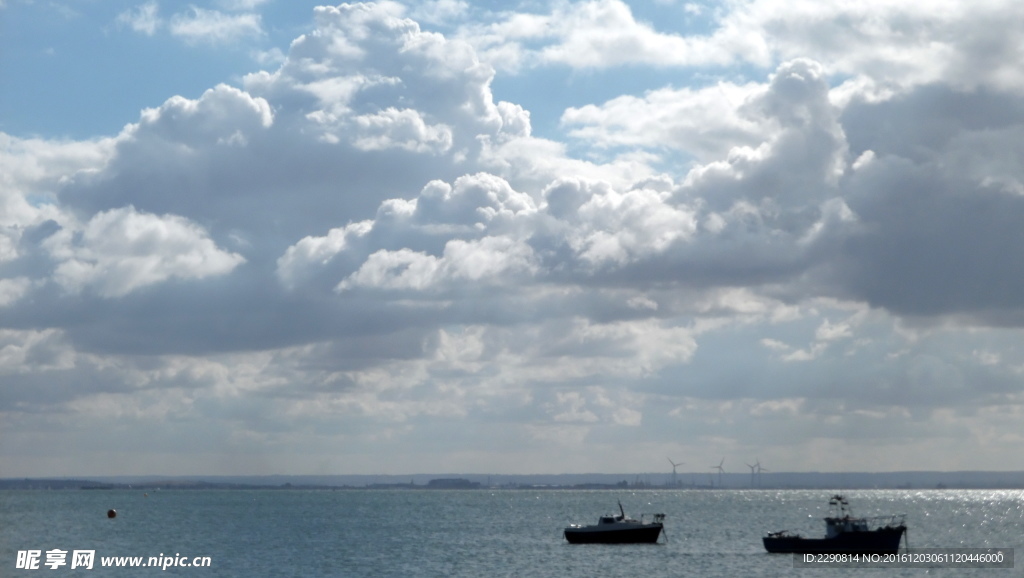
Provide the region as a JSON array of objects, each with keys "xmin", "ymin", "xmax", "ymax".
[
  {"xmin": 667, "ymin": 458, "xmax": 684, "ymax": 487},
  {"xmin": 746, "ymin": 461, "xmax": 758, "ymax": 488},
  {"xmin": 756, "ymin": 459, "xmax": 768, "ymax": 488},
  {"xmin": 711, "ymin": 458, "xmax": 725, "ymax": 487}
]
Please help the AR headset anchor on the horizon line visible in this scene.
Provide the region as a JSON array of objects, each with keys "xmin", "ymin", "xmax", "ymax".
[{"xmin": 8, "ymin": 469, "xmax": 1024, "ymax": 479}]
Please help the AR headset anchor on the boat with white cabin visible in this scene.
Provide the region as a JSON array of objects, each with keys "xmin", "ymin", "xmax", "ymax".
[
  {"xmin": 564, "ymin": 502, "xmax": 665, "ymax": 544},
  {"xmin": 763, "ymin": 495, "xmax": 906, "ymax": 554}
]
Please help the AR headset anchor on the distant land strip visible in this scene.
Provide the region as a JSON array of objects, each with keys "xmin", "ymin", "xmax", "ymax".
[{"xmin": 4, "ymin": 471, "xmax": 1024, "ymax": 490}]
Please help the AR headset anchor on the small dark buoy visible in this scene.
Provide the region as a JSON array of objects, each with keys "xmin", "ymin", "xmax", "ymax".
[{"xmin": 107, "ymin": 509, "xmax": 117, "ymax": 519}]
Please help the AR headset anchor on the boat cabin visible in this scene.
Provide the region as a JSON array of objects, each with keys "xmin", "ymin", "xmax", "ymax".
[{"xmin": 825, "ymin": 516, "xmax": 870, "ymax": 537}]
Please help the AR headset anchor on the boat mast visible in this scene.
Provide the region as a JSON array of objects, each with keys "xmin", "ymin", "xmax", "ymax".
[{"xmin": 828, "ymin": 495, "xmax": 850, "ymax": 517}]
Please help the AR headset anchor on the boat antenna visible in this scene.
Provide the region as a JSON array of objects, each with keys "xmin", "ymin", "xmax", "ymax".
[{"xmin": 828, "ymin": 495, "xmax": 850, "ymax": 518}]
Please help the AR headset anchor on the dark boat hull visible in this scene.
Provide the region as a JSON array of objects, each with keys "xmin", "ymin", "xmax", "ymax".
[
  {"xmin": 763, "ymin": 526, "xmax": 905, "ymax": 554},
  {"xmin": 564, "ymin": 524, "xmax": 663, "ymax": 544}
]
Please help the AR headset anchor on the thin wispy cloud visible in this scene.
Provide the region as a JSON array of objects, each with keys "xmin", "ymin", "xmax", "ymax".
[
  {"xmin": 116, "ymin": 1, "xmax": 160, "ymax": 36},
  {"xmin": 169, "ymin": 7, "xmax": 263, "ymax": 44}
]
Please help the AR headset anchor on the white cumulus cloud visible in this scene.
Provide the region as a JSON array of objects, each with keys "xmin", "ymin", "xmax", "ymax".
[{"xmin": 45, "ymin": 206, "xmax": 245, "ymax": 298}]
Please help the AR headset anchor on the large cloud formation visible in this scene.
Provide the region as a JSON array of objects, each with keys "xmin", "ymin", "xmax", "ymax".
[{"xmin": 4, "ymin": 0, "xmax": 1024, "ymax": 476}]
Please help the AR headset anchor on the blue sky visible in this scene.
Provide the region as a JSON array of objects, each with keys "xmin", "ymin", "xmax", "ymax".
[
  {"xmin": 2, "ymin": 1, "xmax": 308, "ymax": 138},
  {"xmin": 4, "ymin": 0, "xmax": 1024, "ymax": 478},
  {"xmin": 1, "ymin": 0, "xmax": 730, "ymax": 140}
]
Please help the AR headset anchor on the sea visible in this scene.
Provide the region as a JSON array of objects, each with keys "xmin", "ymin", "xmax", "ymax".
[{"xmin": 2, "ymin": 488, "xmax": 1021, "ymax": 577}]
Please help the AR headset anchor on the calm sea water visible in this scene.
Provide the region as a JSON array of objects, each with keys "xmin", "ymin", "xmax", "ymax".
[{"xmin": 2, "ymin": 488, "xmax": 1021, "ymax": 577}]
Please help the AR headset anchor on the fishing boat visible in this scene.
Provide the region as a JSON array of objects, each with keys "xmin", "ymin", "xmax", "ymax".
[
  {"xmin": 564, "ymin": 502, "xmax": 665, "ymax": 544},
  {"xmin": 763, "ymin": 495, "xmax": 906, "ymax": 554}
]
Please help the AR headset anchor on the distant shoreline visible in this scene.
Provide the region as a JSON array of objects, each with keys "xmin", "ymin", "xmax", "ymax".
[{"xmin": 5, "ymin": 471, "xmax": 1024, "ymax": 491}]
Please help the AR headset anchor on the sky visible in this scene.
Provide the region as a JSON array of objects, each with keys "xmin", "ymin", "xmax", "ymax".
[{"xmin": 3, "ymin": 0, "xmax": 1024, "ymax": 478}]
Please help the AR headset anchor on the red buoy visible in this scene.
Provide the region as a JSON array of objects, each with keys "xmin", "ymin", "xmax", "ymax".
[{"xmin": 107, "ymin": 509, "xmax": 117, "ymax": 518}]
